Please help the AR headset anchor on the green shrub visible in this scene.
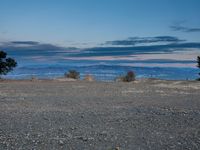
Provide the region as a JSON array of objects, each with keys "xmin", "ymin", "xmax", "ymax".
[
  {"xmin": 0, "ymin": 51, "xmax": 17, "ymax": 77},
  {"xmin": 116, "ymin": 71, "xmax": 136, "ymax": 82},
  {"xmin": 64, "ymin": 70, "xmax": 80, "ymax": 79},
  {"xmin": 197, "ymin": 56, "xmax": 200, "ymax": 81},
  {"xmin": 123, "ymin": 71, "xmax": 136, "ymax": 82}
]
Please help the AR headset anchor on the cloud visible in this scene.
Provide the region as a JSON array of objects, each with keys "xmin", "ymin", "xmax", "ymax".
[
  {"xmin": 170, "ymin": 25, "xmax": 200, "ymax": 33},
  {"xmin": 3, "ymin": 41, "xmax": 70, "ymax": 51},
  {"xmin": 105, "ymin": 36, "xmax": 184, "ymax": 46},
  {"xmin": 11, "ymin": 41, "xmax": 40, "ymax": 45},
  {"xmin": 1, "ymin": 39, "xmax": 200, "ymax": 64},
  {"xmin": 72, "ymin": 42, "xmax": 200, "ymax": 57},
  {"xmin": 1, "ymin": 41, "xmax": 78, "ymax": 51},
  {"xmin": 0, "ymin": 31, "xmax": 8, "ymax": 35},
  {"xmin": 0, "ymin": 41, "xmax": 80, "ymax": 61}
]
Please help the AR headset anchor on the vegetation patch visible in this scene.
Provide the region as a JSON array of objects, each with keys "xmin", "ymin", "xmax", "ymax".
[{"xmin": 65, "ymin": 70, "xmax": 80, "ymax": 79}]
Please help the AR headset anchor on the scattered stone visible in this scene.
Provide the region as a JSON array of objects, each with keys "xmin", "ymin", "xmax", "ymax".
[
  {"xmin": 66, "ymin": 133, "xmax": 73, "ymax": 139},
  {"xmin": 100, "ymin": 131, "xmax": 108, "ymax": 136},
  {"xmin": 43, "ymin": 117, "xmax": 49, "ymax": 120},
  {"xmin": 59, "ymin": 140, "xmax": 64, "ymax": 145},
  {"xmin": 70, "ymin": 127, "xmax": 76, "ymax": 130},
  {"xmin": 87, "ymin": 137, "xmax": 95, "ymax": 141},
  {"xmin": 76, "ymin": 136, "xmax": 88, "ymax": 142},
  {"xmin": 0, "ymin": 80, "xmax": 200, "ymax": 149}
]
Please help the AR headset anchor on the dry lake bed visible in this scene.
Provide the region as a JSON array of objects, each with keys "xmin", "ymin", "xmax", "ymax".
[{"xmin": 0, "ymin": 79, "xmax": 200, "ymax": 150}]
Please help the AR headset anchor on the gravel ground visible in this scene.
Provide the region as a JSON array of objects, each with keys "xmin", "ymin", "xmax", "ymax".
[{"xmin": 0, "ymin": 79, "xmax": 200, "ymax": 150}]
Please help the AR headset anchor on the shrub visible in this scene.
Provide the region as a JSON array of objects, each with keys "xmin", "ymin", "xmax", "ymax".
[
  {"xmin": 197, "ymin": 56, "xmax": 200, "ymax": 81},
  {"xmin": 0, "ymin": 51, "xmax": 17, "ymax": 77},
  {"xmin": 115, "ymin": 76, "xmax": 125, "ymax": 82},
  {"xmin": 123, "ymin": 71, "xmax": 136, "ymax": 82},
  {"xmin": 83, "ymin": 74, "xmax": 94, "ymax": 81},
  {"xmin": 30, "ymin": 76, "xmax": 37, "ymax": 81},
  {"xmin": 116, "ymin": 71, "xmax": 136, "ymax": 82},
  {"xmin": 64, "ymin": 70, "xmax": 80, "ymax": 79}
]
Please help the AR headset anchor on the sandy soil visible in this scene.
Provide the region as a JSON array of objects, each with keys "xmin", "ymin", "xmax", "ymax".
[{"xmin": 0, "ymin": 79, "xmax": 200, "ymax": 150}]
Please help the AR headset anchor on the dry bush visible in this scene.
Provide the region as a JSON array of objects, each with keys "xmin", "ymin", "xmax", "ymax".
[
  {"xmin": 30, "ymin": 76, "xmax": 37, "ymax": 81},
  {"xmin": 83, "ymin": 74, "xmax": 94, "ymax": 81}
]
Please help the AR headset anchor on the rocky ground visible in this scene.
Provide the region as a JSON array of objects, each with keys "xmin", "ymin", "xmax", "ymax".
[{"xmin": 0, "ymin": 79, "xmax": 200, "ymax": 150}]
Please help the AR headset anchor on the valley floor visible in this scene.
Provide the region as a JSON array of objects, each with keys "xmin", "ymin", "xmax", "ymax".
[{"xmin": 0, "ymin": 79, "xmax": 200, "ymax": 150}]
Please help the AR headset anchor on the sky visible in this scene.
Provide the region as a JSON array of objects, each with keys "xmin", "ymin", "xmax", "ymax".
[
  {"xmin": 0, "ymin": 0, "xmax": 200, "ymax": 70},
  {"xmin": 0, "ymin": 0, "xmax": 200, "ymax": 47}
]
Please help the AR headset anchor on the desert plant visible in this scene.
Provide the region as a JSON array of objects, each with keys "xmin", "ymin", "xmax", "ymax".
[
  {"xmin": 64, "ymin": 70, "xmax": 80, "ymax": 79},
  {"xmin": 115, "ymin": 71, "xmax": 136, "ymax": 82},
  {"xmin": 197, "ymin": 56, "xmax": 200, "ymax": 80},
  {"xmin": 83, "ymin": 74, "xmax": 94, "ymax": 81},
  {"xmin": 30, "ymin": 75, "xmax": 37, "ymax": 81},
  {"xmin": 0, "ymin": 51, "xmax": 17, "ymax": 77},
  {"xmin": 197, "ymin": 56, "xmax": 200, "ymax": 68},
  {"xmin": 123, "ymin": 71, "xmax": 136, "ymax": 82}
]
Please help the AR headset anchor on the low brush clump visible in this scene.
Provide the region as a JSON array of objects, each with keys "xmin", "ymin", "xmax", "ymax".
[
  {"xmin": 83, "ymin": 74, "xmax": 95, "ymax": 81},
  {"xmin": 116, "ymin": 71, "xmax": 136, "ymax": 82},
  {"xmin": 30, "ymin": 76, "xmax": 37, "ymax": 81},
  {"xmin": 65, "ymin": 70, "xmax": 80, "ymax": 79}
]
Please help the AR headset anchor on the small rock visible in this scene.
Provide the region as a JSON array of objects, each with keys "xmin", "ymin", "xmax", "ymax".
[
  {"xmin": 88, "ymin": 137, "xmax": 95, "ymax": 141},
  {"xmin": 100, "ymin": 131, "xmax": 107, "ymax": 136},
  {"xmin": 59, "ymin": 140, "xmax": 64, "ymax": 145},
  {"xmin": 58, "ymin": 128, "xmax": 63, "ymax": 132},
  {"xmin": 115, "ymin": 146, "xmax": 120, "ymax": 150},
  {"xmin": 82, "ymin": 137, "xmax": 88, "ymax": 142},
  {"xmin": 70, "ymin": 127, "xmax": 76, "ymax": 130},
  {"xmin": 66, "ymin": 133, "xmax": 73, "ymax": 139},
  {"xmin": 76, "ymin": 136, "xmax": 88, "ymax": 142}
]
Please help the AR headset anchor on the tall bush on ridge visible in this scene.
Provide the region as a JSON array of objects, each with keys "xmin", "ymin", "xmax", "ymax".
[
  {"xmin": 197, "ymin": 56, "xmax": 200, "ymax": 80},
  {"xmin": 0, "ymin": 51, "xmax": 17, "ymax": 77},
  {"xmin": 123, "ymin": 71, "xmax": 136, "ymax": 82},
  {"xmin": 65, "ymin": 70, "xmax": 80, "ymax": 79},
  {"xmin": 115, "ymin": 71, "xmax": 136, "ymax": 82}
]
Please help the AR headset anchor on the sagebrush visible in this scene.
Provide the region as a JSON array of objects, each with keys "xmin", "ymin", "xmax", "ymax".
[{"xmin": 65, "ymin": 70, "xmax": 80, "ymax": 79}]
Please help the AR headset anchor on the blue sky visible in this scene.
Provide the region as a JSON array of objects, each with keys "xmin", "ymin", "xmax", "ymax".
[
  {"xmin": 0, "ymin": 0, "xmax": 200, "ymax": 71},
  {"xmin": 0, "ymin": 0, "xmax": 200, "ymax": 47}
]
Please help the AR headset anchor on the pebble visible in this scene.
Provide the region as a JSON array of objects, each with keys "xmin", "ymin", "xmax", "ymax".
[
  {"xmin": 59, "ymin": 140, "xmax": 64, "ymax": 145},
  {"xmin": 115, "ymin": 146, "xmax": 120, "ymax": 150}
]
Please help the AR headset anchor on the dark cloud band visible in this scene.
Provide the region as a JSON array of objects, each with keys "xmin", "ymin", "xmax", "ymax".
[
  {"xmin": 1, "ymin": 39, "xmax": 200, "ymax": 59},
  {"xmin": 105, "ymin": 36, "xmax": 184, "ymax": 46},
  {"xmin": 170, "ymin": 25, "xmax": 200, "ymax": 33},
  {"xmin": 11, "ymin": 41, "xmax": 40, "ymax": 45}
]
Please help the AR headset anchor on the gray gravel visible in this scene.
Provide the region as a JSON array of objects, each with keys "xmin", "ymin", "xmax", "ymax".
[{"xmin": 0, "ymin": 79, "xmax": 200, "ymax": 150}]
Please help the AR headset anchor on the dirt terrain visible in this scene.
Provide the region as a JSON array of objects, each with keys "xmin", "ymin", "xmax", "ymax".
[{"xmin": 0, "ymin": 79, "xmax": 200, "ymax": 150}]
